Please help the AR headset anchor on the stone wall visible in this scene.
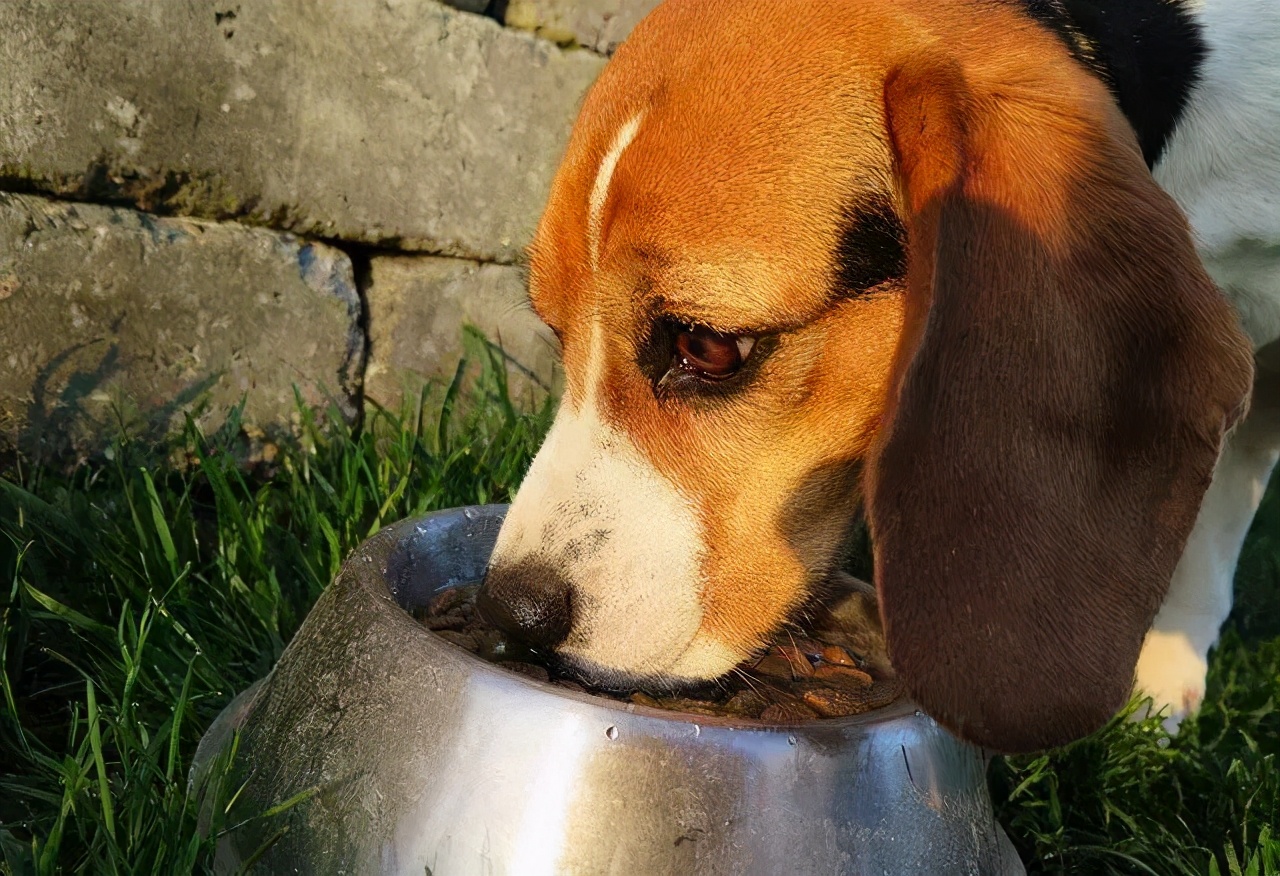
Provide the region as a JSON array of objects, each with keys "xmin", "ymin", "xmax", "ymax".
[{"xmin": 0, "ymin": 0, "xmax": 659, "ymax": 462}]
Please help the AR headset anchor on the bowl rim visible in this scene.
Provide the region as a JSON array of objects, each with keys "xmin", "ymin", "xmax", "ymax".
[
  {"xmin": 376, "ymin": 507, "xmax": 919, "ymax": 734},
  {"xmin": 407, "ymin": 614, "xmax": 920, "ymax": 730}
]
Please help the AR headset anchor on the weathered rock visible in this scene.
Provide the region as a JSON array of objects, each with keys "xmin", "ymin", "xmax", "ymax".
[
  {"xmin": 363, "ymin": 256, "xmax": 558, "ymax": 409},
  {"xmin": 0, "ymin": 0, "xmax": 604, "ymax": 263},
  {"xmin": 504, "ymin": 0, "xmax": 660, "ymax": 52},
  {"xmin": 0, "ymin": 193, "xmax": 362, "ymax": 462}
]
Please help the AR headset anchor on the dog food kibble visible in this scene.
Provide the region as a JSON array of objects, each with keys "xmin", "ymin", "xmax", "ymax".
[{"xmin": 414, "ymin": 580, "xmax": 902, "ymax": 722}]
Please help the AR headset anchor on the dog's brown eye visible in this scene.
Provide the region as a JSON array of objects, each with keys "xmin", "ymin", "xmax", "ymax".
[{"xmin": 675, "ymin": 327, "xmax": 756, "ymax": 379}]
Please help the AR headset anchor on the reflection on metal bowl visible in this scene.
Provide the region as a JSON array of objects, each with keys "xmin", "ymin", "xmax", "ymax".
[{"xmin": 191, "ymin": 505, "xmax": 1025, "ymax": 875}]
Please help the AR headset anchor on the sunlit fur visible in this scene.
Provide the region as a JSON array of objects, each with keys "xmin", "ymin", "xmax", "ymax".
[
  {"xmin": 496, "ymin": 0, "xmax": 914, "ymax": 685},
  {"xmin": 488, "ymin": 0, "xmax": 1280, "ymax": 749}
]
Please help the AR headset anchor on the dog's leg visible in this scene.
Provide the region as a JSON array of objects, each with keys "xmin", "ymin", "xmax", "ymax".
[{"xmin": 1135, "ymin": 356, "xmax": 1280, "ymax": 733}]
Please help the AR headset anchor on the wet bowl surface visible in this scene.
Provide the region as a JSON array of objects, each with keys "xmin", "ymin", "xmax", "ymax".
[{"xmin": 192, "ymin": 505, "xmax": 1024, "ymax": 875}]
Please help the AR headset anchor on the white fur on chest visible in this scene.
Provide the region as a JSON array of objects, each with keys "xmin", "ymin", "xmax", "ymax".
[{"xmin": 1153, "ymin": 0, "xmax": 1280, "ymax": 349}]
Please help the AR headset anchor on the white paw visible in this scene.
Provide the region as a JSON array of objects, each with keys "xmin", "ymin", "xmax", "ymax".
[{"xmin": 1133, "ymin": 629, "xmax": 1208, "ymax": 735}]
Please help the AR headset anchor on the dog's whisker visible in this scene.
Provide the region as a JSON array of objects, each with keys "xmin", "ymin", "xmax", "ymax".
[{"xmin": 731, "ymin": 667, "xmax": 765, "ymax": 697}]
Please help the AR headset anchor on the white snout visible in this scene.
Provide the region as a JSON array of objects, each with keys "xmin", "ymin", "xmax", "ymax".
[{"xmin": 490, "ymin": 391, "xmax": 740, "ymax": 682}]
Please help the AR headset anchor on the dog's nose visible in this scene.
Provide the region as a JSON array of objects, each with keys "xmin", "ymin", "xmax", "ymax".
[{"xmin": 477, "ymin": 559, "xmax": 574, "ymax": 651}]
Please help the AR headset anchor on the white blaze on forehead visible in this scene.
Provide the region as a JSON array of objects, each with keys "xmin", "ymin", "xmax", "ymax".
[
  {"xmin": 488, "ymin": 114, "xmax": 745, "ymax": 683},
  {"xmin": 587, "ymin": 112, "xmax": 645, "ymax": 272},
  {"xmin": 491, "ymin": 318, "xmax": 738, "ymax": 679},
  {"xmin": 581, "ymin": 320, "xmax": 608, "ymax": 409}
]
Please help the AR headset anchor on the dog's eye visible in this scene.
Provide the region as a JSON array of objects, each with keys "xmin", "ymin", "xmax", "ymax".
[{"xmin": 675, "ymin": 327, "xmax": 756, "ymax": 379}]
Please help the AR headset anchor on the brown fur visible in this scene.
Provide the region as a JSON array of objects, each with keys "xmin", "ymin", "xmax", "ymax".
[
  {"xmin": 526, "ymin": 0, "xmax": 1254, "ymax": 752},
  {"xmin": 873, "ymin": 48, "xmax": 1254, "ymax": 751}
]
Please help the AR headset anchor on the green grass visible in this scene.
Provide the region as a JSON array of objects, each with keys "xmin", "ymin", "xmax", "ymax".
[
  {"xmin": 0, "ymin": 340, "xmax": 1277, "ymax": 874},
  {"xmin": 0, "ymin": 340, "xmax": 553, "ymax": 875}
]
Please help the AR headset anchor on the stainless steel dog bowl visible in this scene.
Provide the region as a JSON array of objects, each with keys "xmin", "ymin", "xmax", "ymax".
[{"xmin": 191, "ymin": 505, "xmax": 1025, "ymax": 875}]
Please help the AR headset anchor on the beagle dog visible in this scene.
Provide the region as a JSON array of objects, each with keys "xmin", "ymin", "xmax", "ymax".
[{"xmin": 478, "ymin": 0, "xmax": 1280, "ymax": 753}]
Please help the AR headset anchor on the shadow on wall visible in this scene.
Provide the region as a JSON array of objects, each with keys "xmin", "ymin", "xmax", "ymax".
[
  {"xmin": 6, "ymin": 323, "xmax": 554, "ymax": 474},
  {"xmin": 0, "ymin": 1, "xmax": 631, "ymax": 470},
  {"xmin": 19, "ymin": 340, "xmax": 220, "ymax": 468}
]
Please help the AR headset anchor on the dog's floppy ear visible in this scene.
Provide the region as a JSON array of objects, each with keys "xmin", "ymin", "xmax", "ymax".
[{"xmin": 866, "ymin": 52, "xmax": 1254, "ymax": 753}]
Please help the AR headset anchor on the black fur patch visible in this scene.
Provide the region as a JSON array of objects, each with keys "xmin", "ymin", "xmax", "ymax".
[
  {"xmin": 833, "ymin": 193, "xmax": 908, "ymax": 296},
  {"xmin": 1020, "ymin": 0, "xmax": 1207, "ymax": 168}
]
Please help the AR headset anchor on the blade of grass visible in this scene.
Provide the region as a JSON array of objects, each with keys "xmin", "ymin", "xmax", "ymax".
[
  {"xmin": 166, "ymin": 658, "xmax": 196, "ymax": 784},
  {"xmin": 84, "ymin": 681, "xmax": 116, "ymax": 844},
  {"xmin": 22, "ymin": 584, "xmax": 113, "ymax": 637},
  {"xmin": 141, "ymin": 469, "xmax": 180, "ymax": 579}
]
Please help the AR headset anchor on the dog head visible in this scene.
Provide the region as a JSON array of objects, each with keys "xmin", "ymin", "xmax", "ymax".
[{"xmin": 478, "ymin": 0, "xmax": 1254, "ymax": 752}]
